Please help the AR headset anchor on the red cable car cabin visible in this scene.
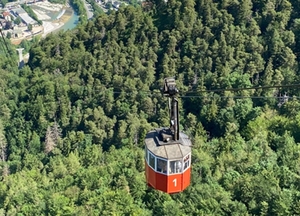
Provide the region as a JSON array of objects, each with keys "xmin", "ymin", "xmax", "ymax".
[
  {"xmin": 145, "ymin": 130, "xmax": 191, "ymax": 193},
  {"xmin": 145, "ymin": 78, "xmax": 192, "ymax": 194}
]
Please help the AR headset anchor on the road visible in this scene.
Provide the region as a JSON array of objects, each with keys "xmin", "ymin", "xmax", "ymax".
[{"xmin": 83, "ymin": 0, "xmax": 94, "ymax": 20}]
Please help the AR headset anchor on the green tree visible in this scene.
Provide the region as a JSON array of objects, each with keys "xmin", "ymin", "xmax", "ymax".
[
  {"xmin": 28, "ymin": 24, "xmax": 33, "ymax": 31},
  {"xmin": 6, "ymin": 32, "xmax": 11, "ymax": 39},
  {"xmin": 14, "ymin": 17, "xmax": 21, "ymax": 25}
]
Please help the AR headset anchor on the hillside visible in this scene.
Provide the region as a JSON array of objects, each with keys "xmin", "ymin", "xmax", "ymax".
[{"xmin": 0, "ymin": 0, "xmax": 300, "ymax": 214}]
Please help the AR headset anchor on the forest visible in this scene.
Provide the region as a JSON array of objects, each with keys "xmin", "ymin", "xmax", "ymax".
[{"xmin": 1, "ymin": 0, "xmax": 300, "ymax": 215}]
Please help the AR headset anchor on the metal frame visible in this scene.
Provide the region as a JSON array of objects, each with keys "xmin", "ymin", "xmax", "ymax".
[
  {"xmin": 183, "ymin": 153, "xmax": 191, "ymax": 172},
  {"xmin": 156, "ymin": 156, "xmax": 168, "ymax": 175},
  {"xmin": 148, "ymin": 150, "xmax": 156, "ymax": 171},
  {"xmin": 146, "ymin": 148, "xmax": 191, "ymax": 175},
  {"xmin": 168, "ymin": 159, "xmax": 183, "ymax": 175},
  {"xmin": 145, "ymin": 147, "xmax": 149, "ymax": 163}
]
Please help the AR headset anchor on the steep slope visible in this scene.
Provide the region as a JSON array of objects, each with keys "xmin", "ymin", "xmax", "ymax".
[{"xmin": 0, "ymin": 1, "xmax": 300, "ymax": 214}]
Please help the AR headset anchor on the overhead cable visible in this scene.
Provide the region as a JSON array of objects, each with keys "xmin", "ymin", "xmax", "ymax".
[
  {"xmin": 91, "ymin": 83, "xmax": 300, "ymax": 98},
  {"xmin": 187, "ymin": 84, "xmax": 300, "ymax": 93}
]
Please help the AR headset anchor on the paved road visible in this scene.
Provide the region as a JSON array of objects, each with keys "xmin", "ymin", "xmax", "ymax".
[{"xmin": 83, "ymin": 1, "xmax": 93, "ymax": 20}]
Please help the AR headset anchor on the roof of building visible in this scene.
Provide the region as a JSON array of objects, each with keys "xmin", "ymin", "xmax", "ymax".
[
  {"xmin": 145, "ymin": 128, "xmax": 192, "ymax": 160},
  {"xmin": 19, "ymin": 13, "xmax": 36, "ymax": 25},
  {"xmin": 113, "ymin": 1, "xmax": 121, "ymax": 7},
  {"xmin": 12, "ymin": 7, "xmax": 27, "ymax": 15},
  {"xmin": 13, "ymin": 28, "xmax": 22, "ymax": 34},
  {"xmin": 2, "ymin": 11, "xmax": 10, "ymax": 17}
]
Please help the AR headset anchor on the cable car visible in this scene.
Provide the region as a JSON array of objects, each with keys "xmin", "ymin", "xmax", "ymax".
[{"xmin": 145, "ymin": 78, "xmax": 192, "ymax": 194}]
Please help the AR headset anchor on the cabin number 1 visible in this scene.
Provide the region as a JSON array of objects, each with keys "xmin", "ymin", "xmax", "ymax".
[{"xmin": 173, "ymin": 178, "xmax": 177, "ymax": 187}]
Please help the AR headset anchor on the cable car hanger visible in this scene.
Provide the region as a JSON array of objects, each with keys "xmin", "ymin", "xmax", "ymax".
[{"xmin": 160, "ymin": 77, "xmax": 180, "ymax": 142}]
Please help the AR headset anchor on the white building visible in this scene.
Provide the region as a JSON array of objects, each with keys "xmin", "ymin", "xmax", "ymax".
[
  {"xmin": 112, "ymin": 1, "xmax": 120, "ymax": 8},
  {"xmin": 11, "ymin": 7, "xmax": 37, "ymax": 26},
  {"xmin": 2, "ymin": 11, "xmax": 11, "ymax": 21}
]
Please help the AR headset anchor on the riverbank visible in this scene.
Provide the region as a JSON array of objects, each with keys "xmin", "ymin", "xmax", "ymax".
[
  {"xmin": 42, "ymin": 7, "xmax": 73, "ymax": 37},
  {"xmin": 55, "ymin": 7, "xmax": 73, "ymax": 24}
]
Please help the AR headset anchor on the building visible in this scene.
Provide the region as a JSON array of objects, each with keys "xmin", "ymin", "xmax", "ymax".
[
  {"xmin": 12, "ymin": 7, "xmax": 27, "ymax": 15},
  {"xmin": 2, "ymin": 11, "xmax": 11, "ymax": 21},
  {"xmin": 11, "ymin": 7, "xmax": 37, "ymax": 26},
  {"xmin": 0, "ymin": 18, "xmax": 6, "ymax": 26},
  {"xmin": 18, "ymin": 13, "xmax": 36, "ymax": 25},
  {"xmin": 112, "ymin": 1, "xmax": 121, "ymax": 8},
  {"xmin": 12, "ymin": 28, "xmax": 23, "ymax": 38}
]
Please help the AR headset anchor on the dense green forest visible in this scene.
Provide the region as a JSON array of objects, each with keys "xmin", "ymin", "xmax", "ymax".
[{"xmin": 1, "ymin": 0, "xmax": 300, "ymax": 214}]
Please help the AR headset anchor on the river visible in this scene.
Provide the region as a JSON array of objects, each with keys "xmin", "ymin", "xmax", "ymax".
[
  {"xmin": 31, "ymin": 4, "xmax": 80, "ymax": 33},
  {"xmin": 56, "ymin": 10, "xmax": 79, "ymax": 32}
]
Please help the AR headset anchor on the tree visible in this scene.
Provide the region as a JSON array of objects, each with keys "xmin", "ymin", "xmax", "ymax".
[
  {"xmin": 14, "ymin": 17, "xmax": 21, "ymax": 25},
  {"xmin": 45, "ymin": 126, "xmax": 56, "ymax": 154},
  {"xmin": 106, "ymin": 2, "xmax": 112, "ymax": 9},
  {"xmin": 28, "ymin": 24, "xmax": 33, "ymax": 32},
  {"xmin": 0, "ymin": 121, "xmax": 7, "ymax": 162},
  {"xmin": 1, "ymin": 2, "xmax": 300, "ymax": 215},
  {"xmin": 45, "ymin": 121, "xmax": 62, "ymax": 154},
  {"xmin": 6, "ymin": 32, "xmax": 11, "ymax": 39}
]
